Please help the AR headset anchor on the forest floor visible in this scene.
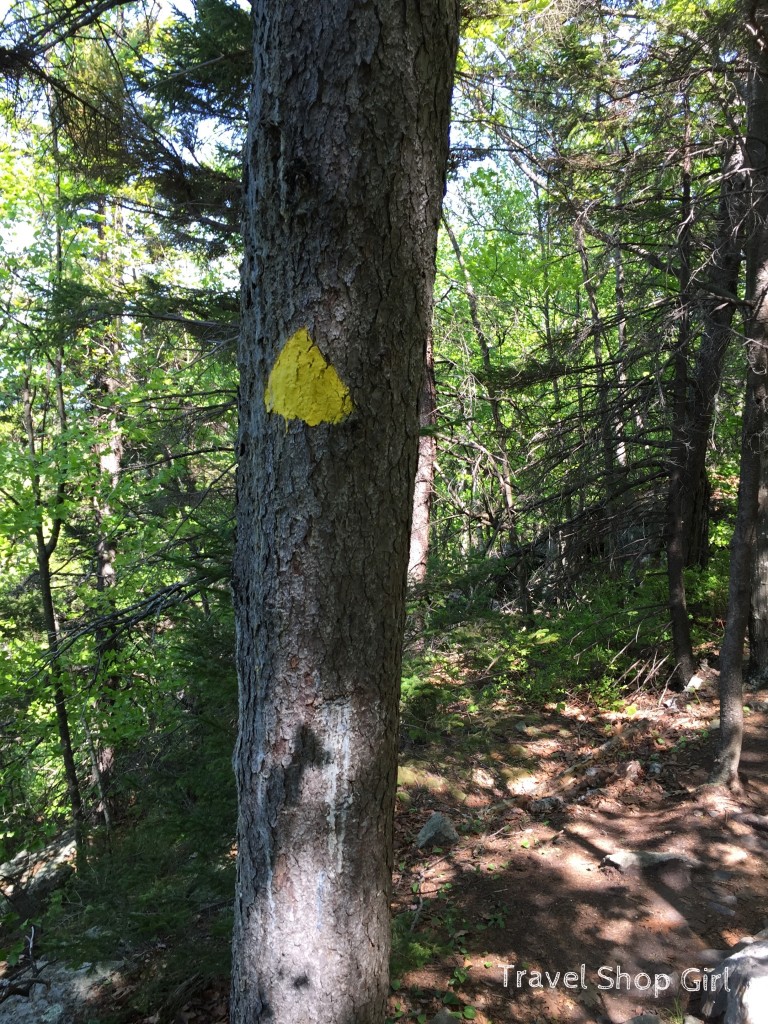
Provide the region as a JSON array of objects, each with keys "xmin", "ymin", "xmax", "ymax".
[
  {"xmin": 388, "ymin": 664, "xmax": 768, "ymax": 1024},
  {"xmin": 2, "ymin": 663, "xmax": 768, "ymax": 1024}
]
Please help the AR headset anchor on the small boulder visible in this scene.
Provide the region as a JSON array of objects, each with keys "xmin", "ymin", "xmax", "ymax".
[{"xmin": 415, "ymin": 812, "xmax": 459, "ymax": 849}]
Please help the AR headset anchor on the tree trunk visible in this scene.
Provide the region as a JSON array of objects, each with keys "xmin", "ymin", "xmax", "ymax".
[
  {"xmin": 711, "ymin": 4, "xmax": 768, "ymax": 788},
  {"xmin": 574, "ymin": 216, "xmax": 619, "ymax": 565},
  {"xmin": 408, "ymin": 328, "xmax": 437, "ymax": 587},
  {"xmin": 666, "ymin": 98, "xmax": 697, "ymax": 685},
  {"xmin": 612, "ymin": 236, "xmax": 629, "ymax": 471},
  {"xmin": 443, "ymin": 215, "xmax": 519, "ymax": 549},
  {"xmin": 749, "ymin": 443, "xmax": 768, "ymax": 682},
  {"xmin": 21, "ymin": 368, "xmax": 85, "ymax": 847},
  {"xmin": 407, "ymin": 329, "xmax": 437, "ymax": 645},
  {"xmin": 231, "ymin": 3, "xmax": 459, "ymax": 1022},
  {"xmin": 666, "ymin": 141, "xmax": 744, "ymax": 685},
  {"xmin": 681, "ymin": 145, "xmax": 745, "ymax": 560},
  {"xmin": 91, "ymin": 297, "xmax": 123, "ymax": 828},
  {"xmin": 574, "ymin": 216, "xmax": 614, "ymax": 486},
  {"xmin": 39, "ymin": 538, "xmax": 85, "ymax": 844},
  {"xmin": 686, "ymin": 470, "xmax": 711, "ymax": 569},
  {"xmin": 712, "ymin": 367, "xmax": 765, "ymax": 787}
]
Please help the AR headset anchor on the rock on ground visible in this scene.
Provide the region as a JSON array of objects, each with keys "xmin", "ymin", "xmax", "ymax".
[
  {"xmin": 429, "ymin": 1010, "xmax": 462, "ymax": 1023},
  {"xmin": 0, "ymin": 960, "xmax": 122, "ymax": 1024},
  {"xmin": 415, "ymin": 812, "xmax": 459, "ymax": 849}
]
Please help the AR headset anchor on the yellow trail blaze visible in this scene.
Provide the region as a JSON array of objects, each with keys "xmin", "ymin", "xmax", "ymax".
[{"xmin": 264, "ymin": 328, "xmax": 354, "ymax": 426}]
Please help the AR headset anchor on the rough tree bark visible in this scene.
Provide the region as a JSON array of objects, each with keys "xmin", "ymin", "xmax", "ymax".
[
  {"xmin": 231, "ymin": 3, "xmax": 459, "ymax": 1023},
  {"xmin": 711, "ymin": 2, "xmax": 768, "ymax": 788}
]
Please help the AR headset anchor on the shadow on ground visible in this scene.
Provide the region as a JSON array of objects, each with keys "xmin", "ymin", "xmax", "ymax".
[{"xmin": 391, "ymin": 672, "xmax": 768, "ymax": 1023}]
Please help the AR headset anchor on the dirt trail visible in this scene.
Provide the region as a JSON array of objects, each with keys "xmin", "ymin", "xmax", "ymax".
[{"xmin": 391, "ymin": 671, "xmax": 768, "ymax": 1023}]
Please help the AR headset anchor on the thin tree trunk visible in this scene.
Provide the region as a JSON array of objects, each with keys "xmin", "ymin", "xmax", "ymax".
[
  {"xmin": 574, "ymin": 216, "xmax": 613, "ymax": 485},
  {"xmin": 574, "ymin": 216, "xmax": 618, "ymax": 565},
  {"xmin": 408, "ymin": 329, "xmax": 437, "ymax": 645},
  {"xmin": 91, "ymin": 384, "xmax": 122, "ymax": 827},
  {"xmin": 408, "ymin": 328, "xmax": 437, "ymax": 587},
  {"xmin": 443, "ymin": 216, "xmax": 533, "ymax": 609},
  {"xmin": 21, "ymin": 369, "xmax": 85, "ymax": 847},
  {"xmin": 666, "ymin": 137, "xmax": 745, "ymax": 685},
  {"xmin": 80, "ymin": 200, "xmax": 125, "ymax": 829},
  {"xmin": 749, "ymin": 441, "xmax": 768, "ymax": 682},
  {"xmin": 231, "ymin": 3, "xmax": 459, "ymax": 1022},
  {"xmin": 711, "ymin": 6, "xmax": 768, "ymax": 788},
  {"xmin": 613, "ymin": 238, "xmax": 629, "ymax": 470},
  {"xmin": 666, "ymin": 96, "xmax": 697, "ymax": 685},
  {"xmin": 41, "ymin": 546, "xmax": 85, "ymax": 844},
  {"xmin": 712, "ymin": 368, "xmax": 765, "ymax": 788},
  {"xmin": 92, "ymin": 282, "xmax": 124, "ymax": 824},
  {"xmin": 681, "ymin": 143, "xmax": 745, "ymax": 564},
  {"xmin": 443, "ymin": 216, "xmax": 519, "ymax": 546},
  {"xmin": 31, "ymin": 103, "xmax": 85, "ymax": 842}
]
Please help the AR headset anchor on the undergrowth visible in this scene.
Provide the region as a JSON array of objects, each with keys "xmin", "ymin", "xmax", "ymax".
[
  {"xmin": 1, "ymin": 611, "xmax": 239, "ymax": 1022},
  {"xmin": 402, "ymin": 555, "xmax": 727, "ymax": 739}
]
